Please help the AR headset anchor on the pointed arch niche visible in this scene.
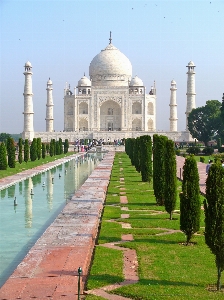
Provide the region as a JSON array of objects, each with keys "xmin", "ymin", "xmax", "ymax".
[
  {"xmin": 100, "ymin": 100, "xmax": 121, "ymax": 131},
  {"xmin": 148, "ymin": 102, "xmax": 154, "ymax": 115},
  {"xmin": 132, "ymin": 102, "xmax": 141, "ymax": 114},
  {"xmin": 79, "ymin": 118, "xmax": 88, "ymax": 131},
  {"xmin": 132, "ymin": 118, "xmax": 141, "ymax": 131},
  {"xmin": 147, "ymin": 118, "xmax": 154, "ymax": 131},
  {"xmin": 79, "ymin": 102, "xmax": 88, "ymax": 114}
]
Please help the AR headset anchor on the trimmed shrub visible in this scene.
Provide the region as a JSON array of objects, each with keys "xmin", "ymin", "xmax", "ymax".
[
  {"xmin": 18, "ymin": 138, "xmax": 23, "ymax": 164},
  {"xmin": 30, "ymin": 138, "xmax": 37, "ymax": 161},
  {"xmin": 0, "ymin": 142, "xmax": 7, "ymax": 170},
  {"xmin": 202, "ymin": 146, "xmax": 214, "ymax": 155},
  {"xmin": 204, "ymin": 163, "xmax": 224, "ymax": 290},
  {"xmin": 200, "ymin": 156, "xmax": 205, "ymax": 163},
  {"xmin": 186, "ymin": 146, "xmax": 200, "ymax": 155},
  {"xmin": 164, "ymin": 139, "xmax": 177, "ymax": 219},
  {"xmin": 24, "ymin": 139, "xmax": 29, "ymax": 162},
  {"xmin": 180, "ymin": 156, "xmax": 201, "ymax": 244},
  {"xmin": 139, "ymin": 135, "xmax": 152, "ymax": 183}
]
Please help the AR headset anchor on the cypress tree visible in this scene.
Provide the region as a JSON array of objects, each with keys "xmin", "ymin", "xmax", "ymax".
[
  {"xmin": 53, "ymin": 139, "xmax": 56, "ymax": 155},
  {"xmin": 153, "ymin": 134, "xmax": 168, "ymax": 205},
  {"xmin": 30, "ymin": 138, "xmax": 37, "ymax": 161},
  {"xmin": 164, "ymin": 139, "xmax": 177, "ymax": 220},
  {"xmin": 24, "ymin": 139, "xmax": 29, "ymax": 162},
  {"xmin": 46, "ymin": 143, "xmax": 50, "ymax": 154},
  {"xmin": 139, "ymin": 135, "xmax": 152, "ymax": 183},
  {"xmin": 204, "ymin": 163, "xmax": 224, "ymax": 291},
  {"xmin": 37, "ymin": 138, "xmax": 42, "ymax": 159},
  {"xmin": 59, "ymin": 138, "xmax": 63, "ymax": 154},
  {"xmin": 180, "ymin": 156, "xmax": 201, "ymax": 244},
  {"xmin": 134, "ymin": 137, "xmax": 141, "ymax": 173},
  {"xmin": 7, "ymin": 137, "xmax": 15, "ymax": 168},
  {"xmin": 49, "ymin": 139, "xmax": 54, "ymax": 157},
  {"xmin": 18, "ymin": 138, "xmax": 23, "ymax": 164},
  {"xmin": 42, "ymin": 143, "xmax": 46, "ymax": 159},
  {"xmin": 0, "ymin": 142, "xmax": 7, "ymax": 170},
  {"xmin": 56, "ymin": 141, "xmax": 60, "ymax": 155},
  {"xmin": 64, "ymin": 139, "xmax": 69, "ymax": 154}
]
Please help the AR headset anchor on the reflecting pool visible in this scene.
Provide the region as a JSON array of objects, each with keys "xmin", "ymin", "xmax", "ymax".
[{"xmin": 0, "ymin": 153, "xmax": 102, "ymax": 287}]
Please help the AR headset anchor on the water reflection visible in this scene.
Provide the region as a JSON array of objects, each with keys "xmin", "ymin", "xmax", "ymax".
[{"xmin": 0, "ymin": 153, "xmax": 104, "ymax": 288}]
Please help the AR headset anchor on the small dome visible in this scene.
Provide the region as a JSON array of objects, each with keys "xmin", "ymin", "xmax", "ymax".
[
  {"xmin": 171, "ymin": 79, "xmax": 176, "ymax": 85},
  {"xmin": 129, "ymin": 75, "xmax": 143, "ymax": 86},
  {"xmin": 187, "ymin": 61, "xmax": 195, "ymax": 66},
  {"xmin": 47, "ymin": 78, "xmax": 52, "ymax": 84},
  {"xmin": 25, "ymin": 61, "xmax": 32, "ymax": 67},
  {"xmin": 78, "ymin": 75, "xmax": 91, "ymax": 86}
]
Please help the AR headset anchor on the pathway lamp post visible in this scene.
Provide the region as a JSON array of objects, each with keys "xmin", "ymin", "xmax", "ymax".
[{"xmin": 77, "ymin": 267, "xmax": 82, "ymax": 300}]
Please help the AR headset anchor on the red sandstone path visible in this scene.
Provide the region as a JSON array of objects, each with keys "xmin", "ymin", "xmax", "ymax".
[{"xmin": 0, "ymin": 154, "xmax": 208, "ymax": 300}]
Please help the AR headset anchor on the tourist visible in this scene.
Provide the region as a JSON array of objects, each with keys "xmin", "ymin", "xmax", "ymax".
[{"xmin": 206, "ymin": 160, "xmax": 213, "ymax": 175}]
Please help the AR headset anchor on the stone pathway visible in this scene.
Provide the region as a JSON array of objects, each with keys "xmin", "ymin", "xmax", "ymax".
[{"xmin": 0, "ymin": 152, "xmax": 115, "ymax": 300}]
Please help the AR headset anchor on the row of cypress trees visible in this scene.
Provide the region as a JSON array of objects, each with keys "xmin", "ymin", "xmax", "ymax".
[
  {"xmin": 0, "ymin": 137, "xmax": 70, "ymax": 170},
  {"xmin": 126, "ymin": 134, "xmax": 224, "ymax": 290},
  {"xmin": 125, "ymin": 135, "xmax": 152, "ymax": 183}
]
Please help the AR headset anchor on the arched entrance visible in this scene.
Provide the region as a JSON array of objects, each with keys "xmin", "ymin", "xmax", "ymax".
[{"xmin": 100, "ymin": 100, "xmax": 121, "ymax": 131}]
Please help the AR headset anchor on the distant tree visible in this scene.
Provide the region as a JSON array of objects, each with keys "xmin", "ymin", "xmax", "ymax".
[
  {"xmin": 153, "ymin": 134, "xmax": 168, "ymax": 205},
  {"xmin": 0, "ymin": 142, "xmax": 7, "ymax": 170},
  {"xmin": 188, "ymin": 100, "xmax": 222, "ymax": 145},
  {"xmin": 56, "ymin": 141, "xmax": 60, "ymax": 155},
  {"xmin": 180, "ymin": 156, "xmax": 201, "ymax": 244},
  {"xmin": 139, "ymin": 135, "xmax": 152, "ymax": 183},
  {"xmin": 220, "ymin": 93, "xmax": 224, "ymax": 142},
  {"xmin": 42, "ymin": 143, "xmax": 46, "ymax": 159},
  {"xmin": 59, "ymin": 138, "xmax": 63, "ymax": 154},
  {"xmin": 164, "ymin": 139, "xmax": 177, "ymax": 220},
  {"xmin": 202, "ymin": 147, "xmax": 214, "ymax": 155},
  {"xmin": 46, "ymin": 143, "xmax": 49, "ymax": 154},
  {"xmin": 52, "ymin": 139, "xmax": 56, "ymax": 155},
  {"xmin": 134, "ymin": 137, "xmax": 141, "ymax": 173},
  {"xmin": 37, "ymin": 138, "xmax": 42, "ymax": 160},
  {"xmin": 24, "ymin": 139, "xmax": 29, "ymax": 162},
  {"xmin": 7, "ymin": 137, "xmax": 16, "ymax": 168},
  {"xmin": 204, "ymin": 163, "xmax": 224, "ymax": 291},
  {"xmin": 0, "ymin": 133, "xmax": 11, "ymax": 143},
  {"xmin": 186, "ymin": 146, "xmax": 200, "ymax": 155},
  {"xmin": 49, "ymin": 139, "xmax": 54, "ymax": 157},
  {"xmin": 30, "ymin": 138, "xmax": 37, "ymax": 161},
  {"xmin": 64, "ymin": 139, "xmax": 69, "ymax": 154},
  {"xmin": 18, "ymin": 138, "xmax": 23, "ymax": 164}
]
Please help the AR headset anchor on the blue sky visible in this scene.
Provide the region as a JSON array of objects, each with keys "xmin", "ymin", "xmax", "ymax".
[{"xmin": 1, "ymin": 0, "xmax": 224, "ymax": 133}]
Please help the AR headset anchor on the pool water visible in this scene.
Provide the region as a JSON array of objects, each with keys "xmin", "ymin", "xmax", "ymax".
[{"xmin": 0, "ymin": 153, "xmax": 102, "ymax": 287}]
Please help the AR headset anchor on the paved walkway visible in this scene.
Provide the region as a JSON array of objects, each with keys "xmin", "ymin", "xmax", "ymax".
[
  {"xmin": 0, "ymin": 152, "xmax": 115, "ymax": 300},
  {"xmin": 176, "ymin": 156, "xmax": 207, "ymax": 195}
]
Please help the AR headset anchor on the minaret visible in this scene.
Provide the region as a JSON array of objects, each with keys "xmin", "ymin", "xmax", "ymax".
[
  {"xmin": 169, "ymin": 80, "xmax": 178, "ymax": 131},
  {"xmin": 186, "ymin": 61, "xmax": 196, "ymax": 131},
  {"xmin": 22, "ymin": 61, "xmax": 34, "ymax": 141},
  {"xmin": 45, "ymin": 78, "xmax": 54, "ymax": 132}
]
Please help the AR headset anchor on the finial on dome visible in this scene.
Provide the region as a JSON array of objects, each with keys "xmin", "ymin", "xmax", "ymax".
[
  {"xmin": 84, "ymin": 72, "xmax": 85, "ymax": 76},
  {"xmin": 109, "ymin": 31, "xmax": 112, "ymax": 44}
]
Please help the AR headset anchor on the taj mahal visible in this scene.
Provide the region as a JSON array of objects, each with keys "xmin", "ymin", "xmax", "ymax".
[{"xmin": 22, "ymin": 34, "xmax": 195, "ymax": 143}]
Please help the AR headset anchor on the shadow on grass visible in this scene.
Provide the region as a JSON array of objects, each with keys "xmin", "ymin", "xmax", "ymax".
[
  {"xmin": 134, "ymin": 238, "xmax": 179, "ymax": 244},
  {"xmin": 139, "ymin": 278, "xmax": 202, "ymax": 287},
  {"xmin": 87, "ymin": 273, "xmax": 123, "ymax": 290}
]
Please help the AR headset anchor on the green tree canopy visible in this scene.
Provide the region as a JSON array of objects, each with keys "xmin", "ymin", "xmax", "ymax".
[
  {"xmin": 0, "ymin": 133, "xmax": 11, "ymax": 143},
  {"xmin": 188, "ymin": 100, "xmax": 222, "ymax": 145}
]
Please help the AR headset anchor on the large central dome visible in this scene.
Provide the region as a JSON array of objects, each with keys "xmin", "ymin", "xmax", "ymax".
[{"xmin": 89, "ymin": 43, "xmax": 132, "ymax": 87}]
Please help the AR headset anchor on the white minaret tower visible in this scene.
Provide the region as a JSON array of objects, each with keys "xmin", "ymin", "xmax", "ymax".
[
  {"xmin": 169, "ymin": 80, "xmax": 178, "ymax": 131},
  {"xmin": 186, "ymin": 61, "xmax": 196, "ymax": 131},
  {"xmin": 45, "ymin": 78, "xmax": 54, "ymax": 132},
  {"xmin": 22, "ymin": 61, "xmax": 34, "ymax": 141}
]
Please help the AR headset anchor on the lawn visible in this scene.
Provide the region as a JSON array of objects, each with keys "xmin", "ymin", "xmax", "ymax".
[
  {"xmin": 0, "ymin": 152, "xmax": 75, "ymax": 179},
  {"xmin": 85, "ymin": 152, "xmax": 224, "ymax": 299}
]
